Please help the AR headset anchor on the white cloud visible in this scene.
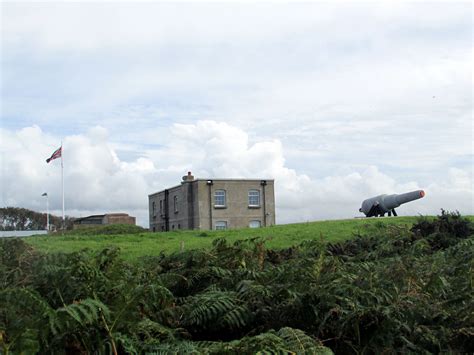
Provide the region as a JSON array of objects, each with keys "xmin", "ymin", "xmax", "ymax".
[
  {"xmin": 5, "ymin": 3, "xmax": 468, "ymax": 190},
  {"xmin": 1, "ymin": 3, "xmax": 472, "ymax": 226},
  {"xmin": 1, "ymin": 122, "xmax": 471, "ymax": 227},
  {"xmin": 0, "ymin": 125, "xmax": 157, "ymax": 224}
]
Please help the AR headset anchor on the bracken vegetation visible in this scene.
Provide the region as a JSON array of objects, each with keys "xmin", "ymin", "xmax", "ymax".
[{"xmin": 1, "ymin": 211, "xmax": 473, "ymax": 354}]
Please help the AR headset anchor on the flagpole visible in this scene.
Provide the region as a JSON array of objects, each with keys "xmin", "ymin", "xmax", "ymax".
[
  {"xmin": 61, "ymin": 142, "xmax": 65, "ymax": 230},
  {"xmin": 45, "ymin": 145, "xmax": 64, "ymax": 230},
  {"xmin": 42, "ymin": 192, "xmax": 49, "ymax": 231},
  {"xmin": 46, "ymin": 194, "xmax": 49, "ymax": 232}
]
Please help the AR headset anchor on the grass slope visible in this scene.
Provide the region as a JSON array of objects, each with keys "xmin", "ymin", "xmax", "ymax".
[{"xmin": 25, "ymin": 216, "xmax": 472, "ymax": 261}]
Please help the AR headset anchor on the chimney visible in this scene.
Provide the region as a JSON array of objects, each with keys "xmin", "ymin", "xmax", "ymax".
[{"xmin": 182, "ymin": 171, "xmax": 195, "ymax": 182}]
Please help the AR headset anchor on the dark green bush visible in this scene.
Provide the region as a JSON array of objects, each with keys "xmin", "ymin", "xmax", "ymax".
[{"xmin": 412, "ymin": 210, "xmax": 472, "ymax": 238}]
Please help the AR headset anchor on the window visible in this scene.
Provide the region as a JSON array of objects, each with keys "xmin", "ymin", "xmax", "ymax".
[
  {"xmin": 214, "ymin": 189, "xmax": 226, "ymax": 207},
  {"xmin": 215, "ymin": 221, "xmax": 227, "ymax": 230},
  {"xmin": 152, "ymin": 201, "xmax": 156, "ymax": 216},
  {"xmin": 174, "ymin": 196, "xmax": 178, "ymax": 213},
  {"xmin": 248, "ymin": 189, "xmax": 260, "ymax": 207},
  {"xmin": 249, "ymin": 220, "xmax": 261, "ymax": 228},
  {"xmin": 159, "ymin": 200, "xmax": 163, "ymax": 214}
]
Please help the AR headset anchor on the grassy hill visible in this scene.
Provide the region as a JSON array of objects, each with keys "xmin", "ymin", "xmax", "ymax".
[{"xmin": 25, "ymin": 215, "xmax": 474, "ymax": 261}]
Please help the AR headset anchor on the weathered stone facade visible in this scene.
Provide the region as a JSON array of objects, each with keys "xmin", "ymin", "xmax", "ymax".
[{"xmin": 149, "ymin": 173, "xmax": 275, "ymax": 231}]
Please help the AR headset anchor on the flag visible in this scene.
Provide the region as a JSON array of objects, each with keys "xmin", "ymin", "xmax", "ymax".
[
  {"xmin": 46, "ymin": 146, "xmax": 62, "ymax": 163},
  {"xmin": 42, "ymin": 192, "xmax": 47, "ymax": 196}
]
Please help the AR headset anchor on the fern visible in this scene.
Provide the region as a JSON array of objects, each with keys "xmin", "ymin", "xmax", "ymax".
[
  {"xmin": 144, "ymin": 340, "xmax": 201, "ymax": 354},
  {"xmin": 56, "ymin": 298, "xmax": 108, "ymax": 324},
  {"xmin": 0, "ymin": 288, "xmax": 51, "ymax": 354},
  {"xmin": 112, "ymin": 332, "xmax": 139, "ymax": 354},
  {"xmin": 276, "ymin": 327, "xmax": 324, "ymax": 353},
  {"xmin": 178, "ymin": 290, "xmax": 252, "ymax": 331},
  {"xmin": 134, "ymin": 318, "xmax": 177, "ymax": 342},
  {"xmin": 237, "ymin": 280, "xmax": 271, "ymax": 303}
]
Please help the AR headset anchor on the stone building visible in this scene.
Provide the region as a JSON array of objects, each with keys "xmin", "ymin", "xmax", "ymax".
[
  {"xmin": 149, "ymin": 172, "xmax": 275, "ymax": 232},
  {"xmin": 73, "ymin": 213, "xmax": 136, "ymax": 229}
]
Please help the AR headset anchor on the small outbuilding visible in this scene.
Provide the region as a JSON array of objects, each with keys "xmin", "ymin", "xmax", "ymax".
[{"xmin": 73, "ymin": 213, "xmax": 136, "ymax": 229}]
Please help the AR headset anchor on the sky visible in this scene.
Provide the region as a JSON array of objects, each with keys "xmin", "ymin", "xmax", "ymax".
[{"xmin": 1, "ymin": 1, "xmax": 472, "ymax": 227}]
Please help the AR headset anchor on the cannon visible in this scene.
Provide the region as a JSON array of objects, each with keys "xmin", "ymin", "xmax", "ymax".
[{"xmin": 359, "ymin": 190, "xmax": 425, "ymax": 217}]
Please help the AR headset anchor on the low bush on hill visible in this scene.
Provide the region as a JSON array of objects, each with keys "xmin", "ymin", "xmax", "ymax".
[
  {"xmin": 1, "ymin": 211, "xmax": 473, "ymax": 354},
  {"xmin": 61, "ymin": 224, "xmax": 147, "ymax": 236}
]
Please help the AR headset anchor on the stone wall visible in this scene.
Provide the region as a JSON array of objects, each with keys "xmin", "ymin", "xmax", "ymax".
[
  {"xmin": 197, "ymin": 179, "xmax": 275, "ymax": 230},
  {"xmin": 149, "ymin": 178, "xmax": 275, "ymax": 232}
]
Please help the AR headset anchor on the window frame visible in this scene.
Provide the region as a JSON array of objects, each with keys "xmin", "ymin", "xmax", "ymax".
[
  {"xmin": 249, "ymin": 220, "xmax": 261, "ymax": 228},
  {"xmin": 214, "ymin": 189, "xmax": 227, "ymax": 208},
  {"xmin": 173, "ymin": 195, "xmax": 178, "ymax": 213},
  {"xmin": 248, "ymin": 189, "xmax": 261, "ymax": 207},
  {"xmin": 215, "ymin": 221, "xmax": 228, "ymax": 230}
]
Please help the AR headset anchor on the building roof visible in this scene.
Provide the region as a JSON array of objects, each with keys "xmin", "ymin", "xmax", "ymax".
[
  {"xmin": 148, "ymin": 178, "xmax": 274, "ymax": 197},
  {"xmin": 73, "ymin": 213, "xmax": 132, "ymax": 223},
  {"xmin": 74, "ymin": 214, "xmax": 105, "ymax": 223}
]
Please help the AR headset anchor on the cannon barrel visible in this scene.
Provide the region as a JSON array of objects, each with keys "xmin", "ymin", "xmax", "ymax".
[{"xmin": 359, "ymin": 190, "xmax": 425, "ymax": 217}]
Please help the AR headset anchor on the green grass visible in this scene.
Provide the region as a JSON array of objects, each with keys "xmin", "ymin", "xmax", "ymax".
[{"xmin": 25, "ymin": 216, "xmax": 473, "ymax": 262}]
